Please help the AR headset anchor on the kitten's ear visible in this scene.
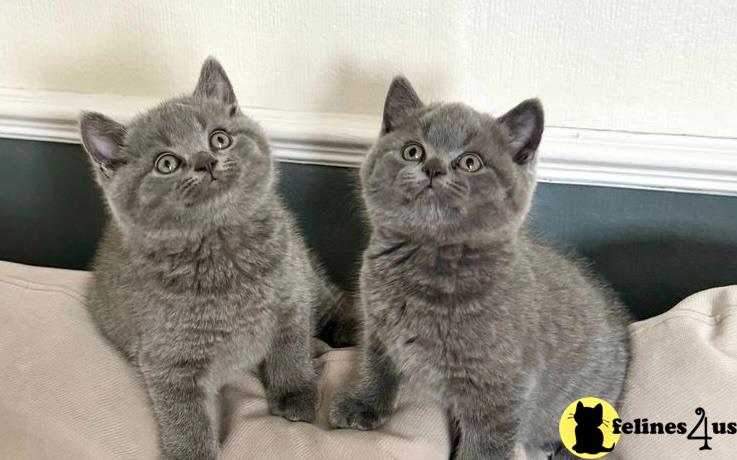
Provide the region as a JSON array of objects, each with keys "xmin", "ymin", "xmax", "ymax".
[
  {"xmin": 576, "ymin": 401, "xmax": 584, "ymax": 412},
  {"xmin": 594, "ymin": 403, "xmax": 603, "ymax": 416},
  {"xmin": 79, "ymin": 111, "xmax": 127, "ymax": 177},
  {"xmin": 193, "ymin": 56, "xmax": 238, "ymax": 106},
  {"xmin": 382, "ymin": 76, "xmax": 423, "ymax": 134},
  {"xmin": 498, "ymin": 98, "xmax": 544, "ymax": 165}
]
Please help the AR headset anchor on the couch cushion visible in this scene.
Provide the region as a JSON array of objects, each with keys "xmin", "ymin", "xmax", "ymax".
[
  {"xmin": 4, "ymin": 259, "xmax": 735, "ymax": 459},
  {"xmin": 0, "ymin": 261, "xmax": 449, "ymax": 460},
  {"xmin": 612, "ymin": 285, "xmax": 737, "ymax": 459}
]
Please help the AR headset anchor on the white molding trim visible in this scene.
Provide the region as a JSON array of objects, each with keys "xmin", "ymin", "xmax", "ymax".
[{"xmin": 1, "ymin": 88, "xmax": 737, "ymax": 195}]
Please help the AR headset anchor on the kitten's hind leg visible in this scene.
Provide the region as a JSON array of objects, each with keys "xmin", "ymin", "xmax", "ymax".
[
  {"xmin": 328, "ymin": 333, "xmax": 400, "ymax": 430},
  {"xmin": 262, "ymin": 307, "xmax": 318, "ymax": 423}
]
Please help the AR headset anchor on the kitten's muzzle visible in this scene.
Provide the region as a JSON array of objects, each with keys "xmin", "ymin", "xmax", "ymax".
[
  {"xmin": 193, "ymin": 152, "xmax": 219, "ymax": 180},
  {"xmin": 422, "ymin": 158, "xmax": 447, "ymax": 185}
]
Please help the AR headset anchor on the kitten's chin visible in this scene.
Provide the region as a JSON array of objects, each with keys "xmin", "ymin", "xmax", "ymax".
[
  {"xmin": 182, "ymin": 177, "xmax": 234, "ymax": 208},
  {"xmin": 401, "ymin": 183, "xmax": 466, "ymax": 209},
  {"xmin": 370, "ymin": 205, "xmax": 460, "ymax": 238},
  {"xmin": 413, "ymin": 198, "xmax": 465, "ymax": 221}
]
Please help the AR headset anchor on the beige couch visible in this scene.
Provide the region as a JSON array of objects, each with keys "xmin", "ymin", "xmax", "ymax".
[{"xmin": 1, "ymin": 260, "xmax": 735, "ymax": 459}]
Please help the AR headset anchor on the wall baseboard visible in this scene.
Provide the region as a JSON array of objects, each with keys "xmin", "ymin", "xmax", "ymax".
[{"xmin": 1, "ymin": 88, "xmax": 736, "ymax": 196}]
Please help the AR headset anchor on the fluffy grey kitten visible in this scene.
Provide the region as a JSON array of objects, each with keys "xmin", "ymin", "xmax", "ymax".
[
  {"xmin": 80, "ymin": 58, "xmax": 352, "ymax": 460},
  {"xmin": 329, "ymin": 77, "xmax": 631, "ymax": 460}
]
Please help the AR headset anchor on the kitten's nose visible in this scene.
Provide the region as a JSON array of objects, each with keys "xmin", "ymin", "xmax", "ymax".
[
  {"xmin": 422, "ymin": 158, "xmax": 447, "ymax": 179},
  {"xmin": 193, "ymin": 152, "xmax": 218, "ymax": 175}
]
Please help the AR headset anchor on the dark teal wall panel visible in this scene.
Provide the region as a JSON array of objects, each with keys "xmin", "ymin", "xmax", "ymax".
[
  {"xmin": 531, "ymin": 185, "xmax": 737, "ymax": 318},
  {"xmin": 0, "ymin": 139, "xmax": 106, "ymax": 271},
  {"xmin": 1, "ymin": 138, "xmax": 736, "ymax": 319}
]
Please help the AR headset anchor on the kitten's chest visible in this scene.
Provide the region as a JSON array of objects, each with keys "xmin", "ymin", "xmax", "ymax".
[
  {"xmin": 136, "ymin": 288, "xmax": 278, "ymax": 365},
  {"xmin": 149, "ymin": 243, "xmax": 284, "ymax": 295},
  {"xmin": 376, "ymin": 294, "xmax": 489, "ymax": 365},
  {"xmin": 372, "ymin": 291, "xmax": 494, "ymax": 383},
  {"xmin": 132, "ymin": 245, "xmax": 284, "ymax": 357},
  {"xmin": 367, "ymin": 258, "xmax": 495, "ymax": 376}
]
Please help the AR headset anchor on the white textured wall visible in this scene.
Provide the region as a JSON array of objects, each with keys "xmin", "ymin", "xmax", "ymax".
[{"xmin": 1, "ymin": 0, "xmax": 735, "ymax": 137}]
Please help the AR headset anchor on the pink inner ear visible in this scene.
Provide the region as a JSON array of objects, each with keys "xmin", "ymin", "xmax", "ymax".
[
  {"xmin": 512, "ymin": 114, "xmax": 537, "ymax": 143},
  {"xmin": 90, "ymin": 129, "xmax": 117, "ymax": 161}
]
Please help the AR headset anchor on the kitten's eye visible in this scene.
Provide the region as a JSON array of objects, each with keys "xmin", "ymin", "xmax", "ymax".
[
  {"xmin": 401, "ymin": 142, "xmax": 425, "ymax": 162},
  {"xmin": 154, "ymin": 153, "xmax": 181, "ymax": 174},
  {"xmin": 209, "ymin": 130, "xmax": 232, "ymax": 150},
  {"xmin": 457, "ymin": 153, "xmax": 484, "ymax": 173}
]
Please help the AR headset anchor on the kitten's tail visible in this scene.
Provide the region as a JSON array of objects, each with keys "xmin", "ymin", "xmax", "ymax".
[
  {"xmin": 314, "ymin": 281, "xmax": 361, "ymax": 348},
  {"xmin": 601, "ymin": 443, "xmax": 616, "ymax": 452}
]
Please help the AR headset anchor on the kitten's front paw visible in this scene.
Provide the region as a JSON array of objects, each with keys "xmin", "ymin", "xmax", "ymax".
[
  {"xmin": 329, "ymin": 393, "xmax": 389, "ymax": 430},
  {"xmin": 269, "ymin": 386, "xmax": 318, "ymax": 423}
]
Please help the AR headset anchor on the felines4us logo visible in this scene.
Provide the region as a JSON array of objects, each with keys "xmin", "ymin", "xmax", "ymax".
[{"xmin": 559, "ymin": 397, "xmax": 736, "ymax": 458}]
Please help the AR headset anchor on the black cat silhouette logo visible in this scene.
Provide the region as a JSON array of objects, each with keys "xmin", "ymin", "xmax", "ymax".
[{"xmin": 559, "ymin": 397, "xmax": 621, "ymax": 458}]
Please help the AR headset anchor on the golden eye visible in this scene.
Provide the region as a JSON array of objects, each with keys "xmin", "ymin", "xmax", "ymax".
[
  {"xmin": 154, "ymin": 153, "xmax": 181, "ymax": 174},
  {"xmin": 209, "ymin": 130, "xmax": 232, "ymax": 150},
  {"xmin": 401, "ymin": 142, "xmax": 425, "ymax": 162},
  {"xmin": 457, "ymin": 153, "xmax": 484, "ymax": 173}
]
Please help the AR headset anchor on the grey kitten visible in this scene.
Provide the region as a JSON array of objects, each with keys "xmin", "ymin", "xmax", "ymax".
[
  {"xmin": 329, "ymin": 77, "xmax": 631, "ymax": 460},
  {"xmin": 80, "ymin": 58, "xmax": 353, "ymax": 460}
]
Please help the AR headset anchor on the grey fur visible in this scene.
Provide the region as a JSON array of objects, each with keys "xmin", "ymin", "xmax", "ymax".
[
  {"xmin": 80, "ymin": 57, "xmax": 352, "ymax": 460},
  {"xmin": 329, "ymin": 76, "xmax": 631, "ymax": 459}
]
